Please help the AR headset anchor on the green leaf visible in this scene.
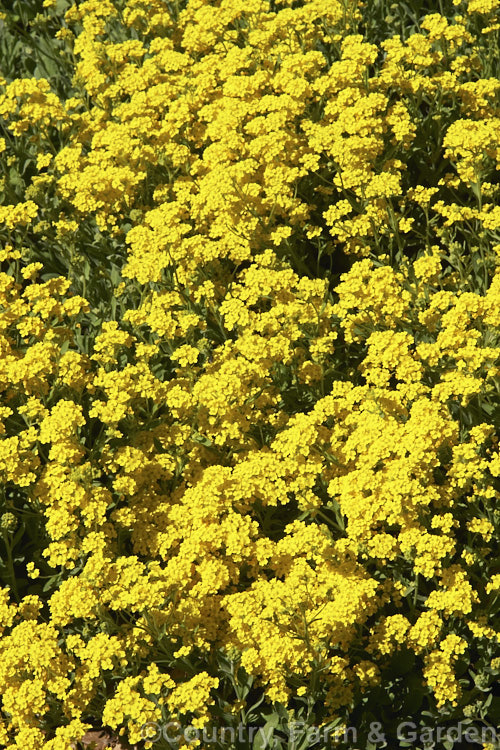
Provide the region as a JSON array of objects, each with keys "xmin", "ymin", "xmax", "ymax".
[
  {"xmin": 488, "ymin": 696, "xmax": 500, "ymax": 724},
  {"xmin": 253, "ymin": 723, "xmax": 275, "ymax": 750}
]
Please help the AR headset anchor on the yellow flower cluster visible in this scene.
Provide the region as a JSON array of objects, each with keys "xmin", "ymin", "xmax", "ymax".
[{"xmin": 0, "ymin": 0, "xmax": 499, "ymax": 746}]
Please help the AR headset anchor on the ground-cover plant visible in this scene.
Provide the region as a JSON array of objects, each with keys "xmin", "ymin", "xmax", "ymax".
[{"xmin": 0, "ymin": 0, "xmax": 500, "ymax": 748}]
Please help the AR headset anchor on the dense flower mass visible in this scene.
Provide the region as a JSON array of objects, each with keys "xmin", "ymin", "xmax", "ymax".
[{"xmin": 0, "ymin": 0, "xmax": 500, "ymax": 748}]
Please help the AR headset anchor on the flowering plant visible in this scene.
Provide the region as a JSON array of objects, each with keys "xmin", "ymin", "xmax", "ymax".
[{"xmin": 0, "ymin": 0, "xmax": 500, "ymax": 748}]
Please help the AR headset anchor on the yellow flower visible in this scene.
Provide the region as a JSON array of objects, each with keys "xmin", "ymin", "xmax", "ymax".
[{"xmin": 26, "ymin": 562, "xmax": 40, "ymax": 580}]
